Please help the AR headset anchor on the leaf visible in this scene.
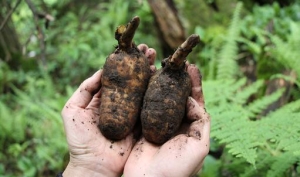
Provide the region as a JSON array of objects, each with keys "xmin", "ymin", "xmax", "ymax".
[
  {"xmin": 216, "ymin": 2, "xmax": 243, "ymax": 80},
  {"xmin": 245, "ymin": 88, "xmax": 285, "ymax": 117},
  {"xmin": 266, "ymin": 152, "xmax": 298, "ymax": 177},
  {"xmin": 233, "ymin": 80, "xmax": 264, "ymax": 105},
  {"xmin": 78, "ymin": 43, "xmax": 92, "ymax": 52}
]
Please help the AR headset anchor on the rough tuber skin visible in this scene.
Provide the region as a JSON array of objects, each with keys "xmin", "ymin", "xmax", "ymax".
[
  {"xmin": 99, "ymin": 16, "xmax": 151, "ymax": 140},
  {"xmin": 141, "ymin": 34, "xmax": 200, "ymax": 144}
]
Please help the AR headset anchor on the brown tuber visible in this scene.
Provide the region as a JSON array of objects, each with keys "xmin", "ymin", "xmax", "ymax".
[
  {"xmin": 99, "ymin": 16, "xmax": 151, "ymax": 140},
  {"xmin": 141, "ymin": 34, "xmax": 200, "ymax": 144}
]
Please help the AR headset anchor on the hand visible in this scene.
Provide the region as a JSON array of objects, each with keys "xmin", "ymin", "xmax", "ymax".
[
  {"xmin": 61, "ymin": 44, "xmax": 156, "ymax": 177},
  {"xmin": 124, "ymin": 64, "xmax": 210, "ymax": 177}
]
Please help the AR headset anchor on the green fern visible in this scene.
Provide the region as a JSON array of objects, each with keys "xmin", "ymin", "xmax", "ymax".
[
  {"xmin": 204, "ymin": 79, "xmax": 248, "ymax": 106},
  {"xmin": 232, "ymin": 80, "xmax": 264, "ymax": 104},
  {"xmin": 241, "ymin": 100, "xmax": 300, "ymax": 177},
  {"xmin": 245, "ymin": 88, "xmax": 285, "ymax": 118},
  {"xmin": 267, "ymin": 152, "xmax": 298, "ymax": 177},
  {"xmin": 0, "ymin": 72, "xmax": 68, "ymax": 176},
  {"xmin": 241, "ymin": 151, "xmax": 276, "ymax": 177},
  {"xmin": 206, "ymin": 79, "xmax": 266, "ymax": 166},
  {"xmin": 216, "ymin": 2, "xmax": 242, "ymax": 80},
  {"xmin": 270, "ymin": 21, "xmax": 300, "ymax": 83},
  {"xmin": 202, "ymin": 3, "xmax": 300, "ymax": 176},
  {"xmin": 206, "ymin": 77, "xmax": 300, "ymax": 175}
]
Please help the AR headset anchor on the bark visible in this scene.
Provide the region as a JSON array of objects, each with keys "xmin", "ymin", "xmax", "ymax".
[
  {"xmin": 0, "ymin": 0, "xmax": 22, "ymax": 63},
  {"xmin": 147, "ymin": 0, "xmax": 186, "ymax": 56}
]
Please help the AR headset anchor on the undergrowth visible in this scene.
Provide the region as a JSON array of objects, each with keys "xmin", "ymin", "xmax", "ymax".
[
  {"xmin": 199, "ymin": 2, "xmax": 300, "ymax": 176},
  {"xmin": 0, "ymin": 68, "xmax": 69, "ymax": 177},
  {"xmin": 1, "ymin": 1, "xmax": 300, "ymax": 176},
  {"xmin": 1, "ymin": 1, "xmax": 157, "ymax": 176}
]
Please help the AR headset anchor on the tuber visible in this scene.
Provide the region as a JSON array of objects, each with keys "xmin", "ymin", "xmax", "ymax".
[
  {"xmin": 141, "ymin": 34, "xmax": 200, "ymax": 144},
  {"xmin": 99, "ymin": 16, "xmax": 151, "ymax": 140}
]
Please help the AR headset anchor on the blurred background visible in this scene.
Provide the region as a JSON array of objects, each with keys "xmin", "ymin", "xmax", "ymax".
[{"xmin": 1, "ymin": 0, "xmax": 300, "ymax": 176}]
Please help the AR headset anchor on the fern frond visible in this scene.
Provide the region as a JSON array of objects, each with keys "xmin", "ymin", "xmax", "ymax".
[
  {"xmin": 216, "ymin": 2, "xmax": 242, "ymax": 80},
  {"xmin": 224, "ymin": 78, "xmax": 247, "ymax": 97},
  {"xmin": 267, "ymin": 99, "xmax": 300, "ymax": 115},
  {"xmin": 241, "ymin": 151, "xmax": 274, "ymax": 177},
  {"xmin": 204, "ymin": 78, "xmax": 246, "ymax": 106},
  {"xmin": 266, "ymin": 152, "xmax": 298, "ymax": 177},
  {"xmin": 244, "ymin": 88, "xmax": 285, "ymax": 118},
  {"xmin": 210, "ymin": 105, "xmax": 258, "ymax": 166},
  {"xmin": 0, "ymin": 102, "xmax": 27, "ymax": 142},
  {"xmin": 270, "ymin": 73, "xmax": 300, "ymax": 88},
  {"xmin": 270, "ymin": 21, "xmax": 300, "ymax": 81},
  {"xmin": 232, "ymin": 80, "xmax": 264, "ymax": 105},
  {"xmin": 261, "ymin": 100, "xmax": 300, "ymax": 150},
  {"xmin": 207, "ymin": 50, "xmax": 217, "ymax": 80},
  {"xmin": 0, "ymin": 102, "xmax": 12, "ymax": 135},
  {"xmin": 252, "ymin": 100, "xmax": 300, "ymax": 176},
  {"xmin": 206, "ymin": 78, "xmax": 297, "ymax": 171}
]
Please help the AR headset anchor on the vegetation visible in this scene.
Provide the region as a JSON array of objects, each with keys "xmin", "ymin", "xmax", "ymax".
[
  {"xmin": 0, "ymin": 0, "xmax": 299, "ymax": 176},
  {"xmin": 199, "ymin": 2, "xmax": 300, "ymax": 176}
]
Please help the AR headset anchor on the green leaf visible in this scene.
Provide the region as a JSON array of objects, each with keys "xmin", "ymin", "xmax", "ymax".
[
  {"xmin": 245, "ymin": 88, "xmax": 285, "ymax": 117},
  {"xmin": 216, "ymin": 2, "xmax": 243, "ymax": 80}
]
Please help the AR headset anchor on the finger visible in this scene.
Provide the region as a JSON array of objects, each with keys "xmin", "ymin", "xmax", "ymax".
[
  {"xmin": 187, "ymin": 64, "xmax": 205, "ymax": 106},
  {"xmin": 150, "ymin": 65, "xmax": 157, "ymax": 75},
  {"xmin": 85, "ymin": 88, "xmax": 102, "ymax": 113},
  {"xmin": 186, "ymin": 97, "xmax": 206, "ymax": 122},
  {"xmin": 145, "ymin": 48, "xmax": 156, "ymax": 65},
  {"xmin": 137, "ymin": 44, "xmax": 148, "ymax": 54},
  {"xmin": 63, "ymin": 70, "xmax": 102, "ymax": 111},
  {"xmin": 188, "ymin": 117, "xmax": 210, "ymax": 140},
  {"xmin": 176, "ymin": 97, "xmax": 208, "ymax": 135},
  {"xmin": 187, "ymin": 114, "xmax": 210, "ymax": 155}
]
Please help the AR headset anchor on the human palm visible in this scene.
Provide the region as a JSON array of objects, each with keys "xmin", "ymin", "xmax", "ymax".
[
  {"xmin": 61, "ymin": 44, "xmax": 156, "ymax": 177},
  {"xmin": 61, "ymin": 44, "xmax": 210, "ymax": 177},
  {"xmin": 61, "ymin": 70, "xmax": 134, "ymax": 176},
  {"xmin": 124, "ymin": 64, "xmax": 210, "ymax": 177}
]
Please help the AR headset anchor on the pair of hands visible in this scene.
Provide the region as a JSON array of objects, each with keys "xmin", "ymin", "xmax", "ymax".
[{"xmin": 61, "ymin": 45, "xmax": 210, "ymax": 177}]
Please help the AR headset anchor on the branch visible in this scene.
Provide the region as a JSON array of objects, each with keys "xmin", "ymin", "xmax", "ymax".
[
  {"xmin": 25, "ymin": 0, "xmax": 47, "ymax": 67},
  {"xmin": 0, "ymin": 0, "xmax": 22, "ymax": 31}
]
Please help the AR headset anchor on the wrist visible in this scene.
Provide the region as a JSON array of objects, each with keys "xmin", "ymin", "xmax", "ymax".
[{"xmin": 63, "ymin": 161, "xmax": 120, "ymax": 177}]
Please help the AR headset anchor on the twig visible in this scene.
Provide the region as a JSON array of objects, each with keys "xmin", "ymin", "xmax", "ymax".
[
  {"xmin": 0, "ymin": 32, "xmax": 11, "ymax": 61},
  {"xmin": 0, "ymin": 0, "xmax": 22, "ymax": 31},
  {"xmin": 25, "ymin": 0, "xmax": 47, "ymax": 67}
]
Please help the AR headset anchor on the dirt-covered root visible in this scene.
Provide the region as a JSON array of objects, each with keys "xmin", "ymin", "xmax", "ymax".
[
  {"xmin": 99, "ymin": 16, "xmax": 151, "ymax": 140},
  {"xmin": 141, "ymin": 34, "xmax": 200, "ymax": 144}
]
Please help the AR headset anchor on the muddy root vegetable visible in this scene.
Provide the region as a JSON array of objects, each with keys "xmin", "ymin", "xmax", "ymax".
[
  {"xmin": 99, "ymin": 16, "xmax": 151, "ymax": 140},
  {"xmin": 141, "ymin": 34, "xmax": 200, "ymax": 144}
]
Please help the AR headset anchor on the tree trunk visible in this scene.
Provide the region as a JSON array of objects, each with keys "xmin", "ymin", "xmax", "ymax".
[
  {"xmin": 0, "ymin": 0, "xmax": 22, "ymax": 66},
  {"xmin": 147, "ymin": 0, "xmax": 186, "ymax": 56}
]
